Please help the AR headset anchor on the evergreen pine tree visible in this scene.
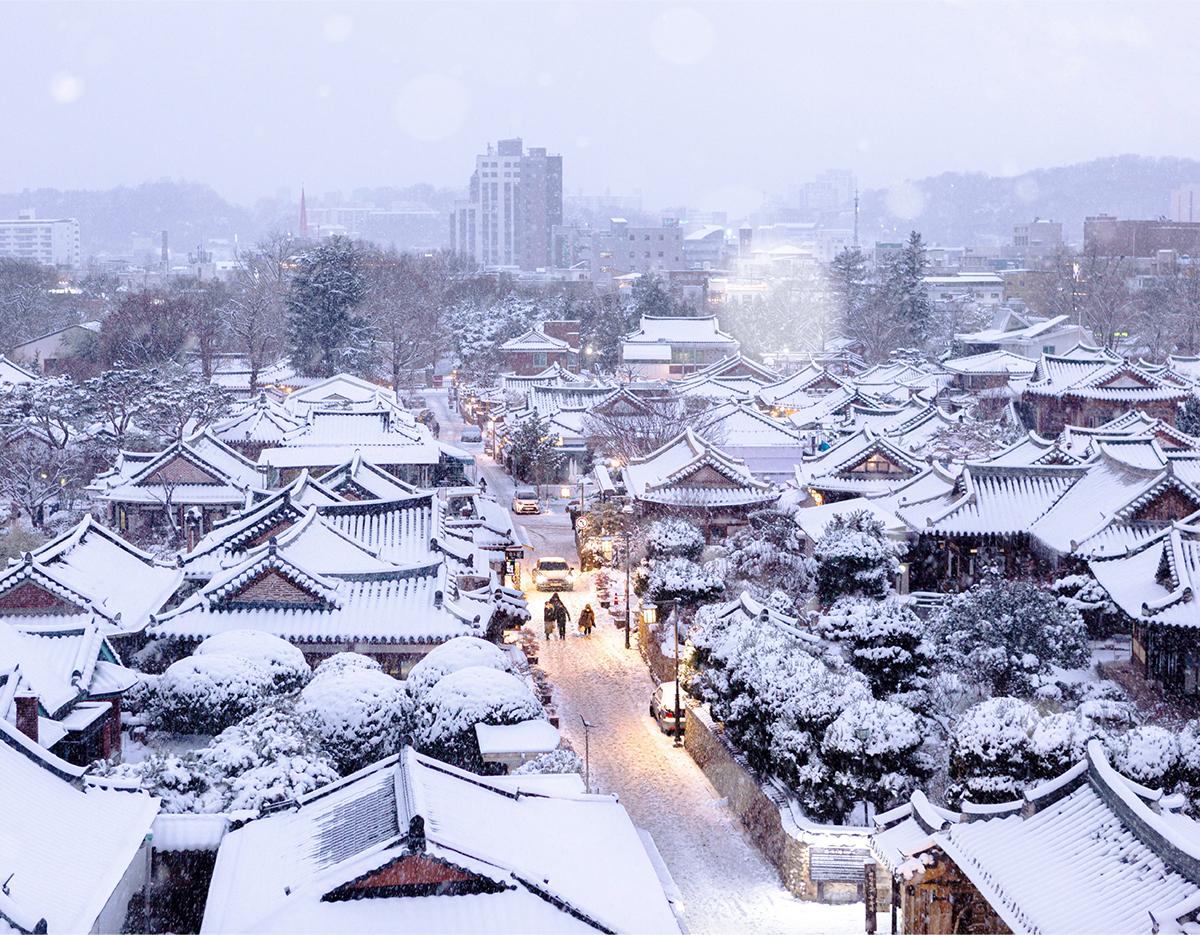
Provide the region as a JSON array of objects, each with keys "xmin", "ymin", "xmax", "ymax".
[
  {"xmin": 829, "ymin": 246, "xmax": 869, "ymax": 335},
  {"xmin": 886, "ymin": 231, "xmax": 932, "ymax": 345},
  {"xmin": 286, "ymin": 236, "xmax": 368, "ymax": 376}
]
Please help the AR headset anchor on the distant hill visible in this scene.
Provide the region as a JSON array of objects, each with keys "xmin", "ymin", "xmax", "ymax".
[{"xmin": 858, "ymin": 155, "xmax": 1200, "ymax": 248}]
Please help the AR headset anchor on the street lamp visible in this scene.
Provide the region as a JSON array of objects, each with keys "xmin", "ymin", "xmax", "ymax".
[
  {"xmin": 579, "ymin": 715, "xmax": 594, "ymax": 793},
  {"xmin": 620, "ymin": 504, "xmax": 634, "ymax": 650},
  {"xmin": 643, "ymin": 598, "xmax": 683, "ymax": 747}
]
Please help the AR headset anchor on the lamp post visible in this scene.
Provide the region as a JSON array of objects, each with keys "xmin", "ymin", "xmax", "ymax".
[
  {"xmin": 579, "ymin": 715, "xmax": 593, "ymax": 793},
  {"xmin": 620, "ymin": 504, "xmax": 634, "ymax": 650}
]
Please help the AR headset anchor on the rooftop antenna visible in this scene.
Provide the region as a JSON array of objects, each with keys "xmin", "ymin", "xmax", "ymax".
[{"xmin": 853, "ymin": 188, "xmax": 860, "ymax": 248}]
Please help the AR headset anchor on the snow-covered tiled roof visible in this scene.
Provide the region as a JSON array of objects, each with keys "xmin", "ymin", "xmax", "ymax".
[
  {"xmin": 281, "ymin": 373, "xmax": 397, "ymax": 415},
  {"xmin": 92, "ymin": 430, "xmax": 266, "ymax": 506},
  {"xmin": 905, "ymin": 741, "xmax": 1200, "ymax": 934},
  {"xmin": 795, "ymin": 429, "xmax": 928, "ymax": 497},
  {"xmin": 622, "ymin": 430, "xmax": 778, "ymax": 509},
  {"xmin": 695, "ymin": 401, "xmax": 802, "ymax": 448},
  {"xmin": 211, "ymin": 392, "xmax": 304, "ymax": 445},
  {"xmin": 942, "ymin": 349, "xmax": 1037, "ymax": 377},
  {"xmin": 316, "ymin": 495, "xmax": 439, "ymax": 566},
  {"xmin": 1024, "ymin": 352, "xmax": 1190, "ymax": 403},
  {"xmin": 0, "ymin": 719, "xmax": 158, "ymax": 934},
  {"xmin": 756, "ymin": 365, "xmax": 851, "ymax": 408},
  {"xmin": 0, "ymin": 353, "xmax": 37, "ymax": 386},
  {"xmin": 201, "ymin": 747, "xmax": 681, "ymax": 934},
  {"xmin": 691, "ymin": 352, "xmax": 780, "ymax": 382},
  {"xmin": 622, "ymin": 314, "xmax": 738, "ymax": 347},
  {"xmin": 499, "ymin": 327, "xmax": 572, "ymax": 352},
  {"xmin": 1092, "ymin": 520, "xmax": 1200, "ymax": 629},
  {"xmin": 318, "ymin": 453, "xmax": 421, "ymax": 501}
]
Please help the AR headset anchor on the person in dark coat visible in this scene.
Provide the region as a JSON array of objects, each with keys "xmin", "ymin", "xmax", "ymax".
[
  {"xmin": 579, "ymin": 603, "xmax": 595, "ymax": 637},
  {"xmin": 549, "ymin": 593, "xmax": 570, "ymax": 639},
  {"xmin": 543, "ymin": 601, "xmax": 556, "ymax": 640}
]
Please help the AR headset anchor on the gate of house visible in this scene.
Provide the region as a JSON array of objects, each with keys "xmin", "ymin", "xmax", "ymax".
[{"xmin": 808, "ymin": 846, "xmax": 870, "ymax": 902}]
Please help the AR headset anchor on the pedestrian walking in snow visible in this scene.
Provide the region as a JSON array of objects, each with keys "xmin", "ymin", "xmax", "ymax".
[
  {"xmin": 549, "ymin": 593, "xmax": 570, "ymax": 640},
  {"xmin": 579, "ymin": 603, "xmax": 595, "ymax": 637},
  {"xmin": 543, "ymin": 601, "xmax": 556, "ymax": 640}
]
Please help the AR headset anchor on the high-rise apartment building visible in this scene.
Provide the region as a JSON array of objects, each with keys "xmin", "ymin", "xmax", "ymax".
[
  {"xmin": 450, "ymin": 138, "xmax": 562, "ymax": 269},
  {"xmin": 0, "ymin": 210, "xmax": 81, "ymax": 268}
]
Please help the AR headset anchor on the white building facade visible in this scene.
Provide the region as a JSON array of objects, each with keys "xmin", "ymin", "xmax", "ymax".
[{"xmin": 0, "ymin": 211, "xmax": 80, "ymax": 267}]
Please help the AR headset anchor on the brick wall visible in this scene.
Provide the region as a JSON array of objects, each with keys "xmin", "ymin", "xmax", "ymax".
[
  {"xmin": 231, "ymin": 570, "xmax": 321, "ymax": 604},
  {"xmin": 0, "ymin": 580, "xmax": 78, "ymax": 614}
]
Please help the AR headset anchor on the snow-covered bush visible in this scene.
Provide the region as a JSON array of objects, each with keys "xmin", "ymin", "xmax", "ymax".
[
  {"xmin": 714, "ymin": 507, "xmax": 813, "ymax": 605},
  {"xmin": 411, "ymin": 666, "xmax": 544, "ymax": 771},
  {"xmin": 949, "ymin": 697, "xmax": 1039, "ymax": 805},
  {"xmin": 99, "ymin": 704, "xmax": 340, "ymax": 814},
  {"xmin": 640, "ymin": 556, "xmax": 724, "ymax": 608},
  {"xmin": 152, "ymin": 654, "xmax": 277, "ymax": 733},
  {"xmin": 297, "ymin": 667, "xmax": 408, "ymax": 773},
  {"xmin": 1029, "ymin": 712, "xmax": 1095, "ymax": 780},
  {"xmin": 645, "ymin": 518, "xmax": 705, "ymax": 561},
  {"xmin": 312, "ymin": 651, "xmax": 382, "ymax": 679},
  {"xmin": 195, "ymin": 630, "xmax": 310, "ymax": 692},
  {"xmin": 513, "ymin": 748, "xmax": 583, "ymax": 776},
  {"xmin": 405, "ymin": 637, "xmax": 514, "ymax": 703},
  {"xmin": 1177, "ymin": 721, "xmax": 1200, "ymax": 814},
  {"xmin": 819, "ymin": 597, "xmax": 932, "ymax": 703},
  {"xmin": 821, "ymin": 699, "xmax": 928, "ymax": 816},
  {"xmin": 1050, "ymin": 574, "xmax": 1121, "ymax": 638},
  {"xmin": 814, "ymin": 511, "xmax": 901, "ymax": 605},
  {"xmin": 1115, "ymin": 725, "xmax": 1179, "ymax": 787},
  {"xmin": 688, "ymin": 596, "xmax": 876, "ymax": 822},
  {"xmin": 1075, "ymin": 681, "xmax": 1139, "ymax": 729},
  {"xmin": 930, "ymin": 572, "xmax": 1089, "ymax": 698}
]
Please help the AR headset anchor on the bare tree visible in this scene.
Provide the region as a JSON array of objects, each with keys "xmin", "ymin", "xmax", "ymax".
[
  {"xmin": 584, "ymin": 395, "xmax": 709, "ymax": 462},
  {"xmin": 0, "ymin": 438, "xmax": 81, "ymax": 527},
  {"xmin": 226, "ymin": 244, "xmax": 289, "ymax": 390},
  {"xmin": 1077, "ymin": 248, "xmax": 1135, "ymax": 349}
]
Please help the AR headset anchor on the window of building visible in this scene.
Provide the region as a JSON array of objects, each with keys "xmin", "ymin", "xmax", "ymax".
[{"xmin": 533, "ymin": 352, "xmax": 548, "ymax": 367}]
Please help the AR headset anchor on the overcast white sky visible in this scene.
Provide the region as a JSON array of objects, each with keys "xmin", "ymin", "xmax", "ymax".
[{"xmin": 3, "ymin": 1, "xmax": 1197, "ymax": 212}]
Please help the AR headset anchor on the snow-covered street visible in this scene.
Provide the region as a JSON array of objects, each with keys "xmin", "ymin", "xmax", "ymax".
[{"xmin": 428, "ymin": 389, "xmax": 873, "ymax": 935}]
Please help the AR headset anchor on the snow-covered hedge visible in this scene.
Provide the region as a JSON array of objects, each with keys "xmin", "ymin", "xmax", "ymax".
[
  {"xmin": 513, "ymin": 748, "xmax": 583, "ymax": 776},
  {"xmin": 949, "ymin": 697, "xmax": 1039, "ymax": 805},
  {"xmin": 645, "ymin": 519, "xmax": 705, "ymax": 561},
  {"xmin": 153, "ymin": 654, "xmax": 277, "ymax": 734},
  {"xmin": 818, "ymin": 597, "xmax": 932, "ymax": 703},
  {"xmin": 411, "ymin": 665, "xmax": 544, "ymax": 771},
  {"xmin": 312, "ymin": 651, "xmax": 383, "ymax": 678},
  {"xmin": 640, "ymin": 556, "xmax": 724, "ymax": 608},
  {"xmin": 405, "ymin": 636, "xmax": 514, "ymax": 703},
  {"xmin": 1115, "ymin": 725, "xmax": 1179, "ymax": 786},
  {"xmin": 298, "ymin": 666, "xmax": 408, "ymax": 773},
  {"xmin": 814, "ymin": 511, "xmax": 901, "ymax": 605},
  {"xmin": 196, "ymin": 630, "xmax": 310, "ymax": 692}
]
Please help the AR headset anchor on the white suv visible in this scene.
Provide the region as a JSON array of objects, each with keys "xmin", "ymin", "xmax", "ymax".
[
  {"xmin": 534, "ymin": 557, "xmax": 577, "ymax": 591},
  {"xmin": 511, "ymin": 487, "xmax": 541, "ymax": 515}
]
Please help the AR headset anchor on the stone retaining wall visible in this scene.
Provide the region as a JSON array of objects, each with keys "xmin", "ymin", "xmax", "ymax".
[{"xmin": 685, "ymin": 703, "xmax": 889, "ymax": 907}]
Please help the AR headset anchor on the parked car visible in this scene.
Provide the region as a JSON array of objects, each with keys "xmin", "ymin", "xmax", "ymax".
[
  {"xmin": 650, "ymin": 681, "xmax": 687, "ymax": 735},
  {"xmin": 460, "ymin": 425, "xmax": 482, "ymax": 443},
  {"xmin": 512, "ymin": 488, "xmax": 541, "ymax": 514},
  {"xmin": 533, "ymin": 557, "xmax": 577, "ymax": 591}
]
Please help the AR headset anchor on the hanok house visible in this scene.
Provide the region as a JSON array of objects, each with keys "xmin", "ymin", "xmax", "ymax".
[
  {"xmin": 280, "ymin": 372, "xmax": 398, "ymax": 417},
  {"xmin": 689, "ymin": 351, "xmax": 780, "ymax": 384},
  {"xmin": 794, "ymin": 428, "xmax": 928, "ymax": 505},
  {"xmin": 873, "ymin": 740, "xmax": 1200, "ymax": 935},
  {"xmin": 0, "ymin": 557, "xmax": 140, "ymax": 763},
  {"xmin": 0, "ymin": 718, "xmax": 159, "ymax": 935},
  {"xmin": 756, "ymin": 364, "xmax": 852, "ymax": 416},
  {"xmin": 209, "ymin": 391, "xmax": 304, "ymax": 459},
  {"xmin": 89, "ymin": 429, "xmax": 266, "ymax": 544},
  {"xmin": 318, "ymin": 452, "xmax": 421, "ymax": 501},
  {"xmin": 621, "ymin": 314, "xmax": 740, "ymax": 380},
  {"xmin": 1091, "ymin": 519, "xmax": 1200, "ymax": 695},
  {"xmin": 621, "ymin": 429, "xmax": 778, "ymax": 539},
  {"xmin": 200, "ymin": 747, "xmax": 682, "ymax": 935},
  {"xmin": 941, "ymin": 349, "xmax": 1037, "ymax": 417},
  {"xmin": 258, "ymin": 408, "xmax": 473, "ymax": 487},
  {"xmin": 1021, "ymin": 346, "xmax": 1193, "ymax": 435},
  {"xmin": 149, "ymin": 543, "xmax": 511, "ymax": 676},
  {"xmin": 694, "ymin": 401, "xmax": 809, "ymax": 483},
  {"xmin": 498, "ymin": 325, "xmax": 578, "ymax": 375}
]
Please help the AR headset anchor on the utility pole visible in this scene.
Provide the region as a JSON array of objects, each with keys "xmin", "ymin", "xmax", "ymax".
[
  {"xmin": 853, "ymin": 188, "xmax": 860, "ymax": 248},
  {"xmin": 579, "ymin": 715, "xmax": 593, "ymax": 793}
]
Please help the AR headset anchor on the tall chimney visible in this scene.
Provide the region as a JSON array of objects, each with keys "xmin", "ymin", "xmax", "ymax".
[
  {"xmin": 160, "ymin": 230, "xmax": 169, "ymax": 274},
  {"xmin": 15, "ymin": 693, "xmax": 39, "ymax": 745}
]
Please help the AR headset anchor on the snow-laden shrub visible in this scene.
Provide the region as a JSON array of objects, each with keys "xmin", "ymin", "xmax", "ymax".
[
  {"xmin": 312, "ymin": 651, "xmax": 383, "ymax": 679},
  {"xmin": 821, "ymin": 699, "xmax": 928, "ymax": 815},
  {"xmin": 814, "ymin": 510, "xmax": 901, "ymax": 605},
  {"xmin": 715, "ymin": 507, "xmax": 812, "ymax": 605},
  {"xmin": 196, "ymin": 629, "xmax": 310, "ymax": 691},
  {"xmin": 1115, "ymin": 726, "xmax": 1179, "ymax": 787},
  {"xmin": 819, "ymin": 597, "xmax": 932, "ymax": 702},
  {"xmin": 297, "ymin": 667, "xmax": 408, "ymax": 773},
  {"xmin": 645, "ymin": 519, "xmax": 705, "ymax": 561},
  {"xmin": 405, "ymin": 637, "xmax": 514, "ymax": 703},
  {"xmin": 1029, "ymin": 712, "xmax": 1095, "ymax": 779},
  {"xmin": 1050, "ymin": 574, "xmax": 1121, "ymax": 639},
  {"xmin": 513, "ymin": 748, "xmax": 583, "ymax": 776},
  {"xmin": 641, "ymin": 557, "xmax": 723, "ymax": 608},
  {"xmin": 411, "ymin": 666, "xmax": 544, "ymax": 771},
  {"xmin": 1076, "ymin": 681, "xmax": 1139, "ymax": 729},
  {"xmin": 153, "ymin": 654, "xmax": 276, "ymax": 733},
  {"xmin": 930, "ymin": 572, "xmax": 1089, "ymax": 698},
  {"xmin": 121, "ymin": 673, "xmax": 158, "ymax": 716},
  {"xmin": 949, "ymin": 697, "xmax": 1039, "ymax": 806}
]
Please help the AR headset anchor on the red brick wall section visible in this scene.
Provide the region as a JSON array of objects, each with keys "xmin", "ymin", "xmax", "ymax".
[
  {"xmin": 141, "ymin": 454, "xmax": 222, "ymax": 486},
  {"xmin": 244, "ymin": 517, "xmax": 298, "ymax": 549},
  {"xmin": 15, "ymin": 694, "xmax": 38, "ymax": 744},
  {"xmin": 0, "ymin": 580, "xmax": 80, "ymax": 615},
  {"xmin": 542, "ymin": 320, "xmax": 581, "ymax": 347},
  {"xmin": 350, "ymin": 856, "xmax": 476, "ymax": 890},
  {"xmin": 1133, "ymin": 486, "xmax": 1200, "ymax": 523},
  {"xmin": 230, "ymin": 570, "xmax": 321, "ymax": 604}
]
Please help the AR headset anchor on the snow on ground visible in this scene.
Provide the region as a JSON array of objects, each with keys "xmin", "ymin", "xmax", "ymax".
[{"xmin": 424, "ymin": 391, "xmax": 879, "ymax": 934}]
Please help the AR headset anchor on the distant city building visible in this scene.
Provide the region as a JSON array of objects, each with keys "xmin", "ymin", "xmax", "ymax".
[
  {"xmin": 923, "ymin": 272, "xmax": 1005, "ymax": 305},
  {"xmin": 1084, "ymin": 214, "xmax": 1200, "ymax": 258},
  {"xmin": 0, "ymin": 209, "xmax": 80, "ymax": 268},
  {"xmin": 307, "ymin": 204, "xmax": 446, "ymax": 251},
  {"xmin": 1012, "ymin": 218, "xmax": 1064, "ymax": 261},
  {"xmin": 682, "ymin": 225, "xmax": 727, "ymax": 269},
  {"xmin": 1170, "ymin": 184, "xmax": 1200, "ymax": 223},
  {"xmin": 450, "ymin": 137, "xmax": 563, "ymax": 269},
  {"xmin": 553, "ymin": 217, "xmax": 685, "ymax": 285}
]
